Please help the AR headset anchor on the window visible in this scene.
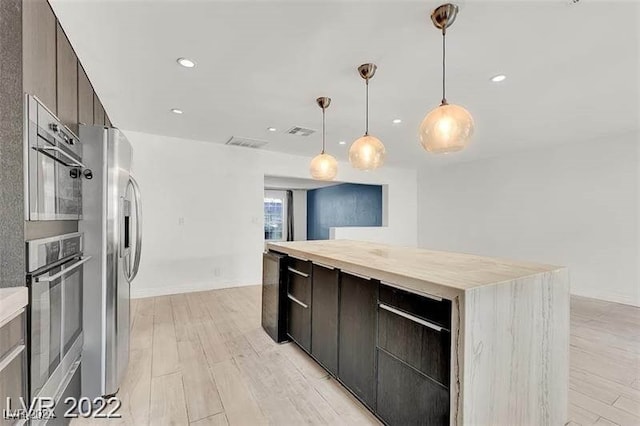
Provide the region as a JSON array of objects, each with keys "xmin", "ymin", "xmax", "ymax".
[{"xmin": 264, "ymin": 190, "xmax": 287, "ymax": 241}]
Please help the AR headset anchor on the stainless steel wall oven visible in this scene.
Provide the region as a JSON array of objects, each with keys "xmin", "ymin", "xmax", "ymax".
[
  {"xmin": 25, "ymin": 95, "xmax": 89, "ymax": 221},
  {"xmin": 26, "ymin": 232, "xmax": 89, "ymax": 408}
]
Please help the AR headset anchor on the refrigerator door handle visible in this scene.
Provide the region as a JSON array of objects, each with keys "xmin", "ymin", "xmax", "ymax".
[{"xmin": 128, "ymin": 175, "xmax": 142, "ymax": 282}]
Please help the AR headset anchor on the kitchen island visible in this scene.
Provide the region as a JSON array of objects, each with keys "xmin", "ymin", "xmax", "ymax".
[{"xmin": 264, "ymin": 240, "xmax": 569, "ymax": 426}]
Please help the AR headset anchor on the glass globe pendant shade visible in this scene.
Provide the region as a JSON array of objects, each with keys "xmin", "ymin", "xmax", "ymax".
[
  {"xmin": 349, "ymin": 135, "xmax": 386, "ymax": 171},
  {"xmin": 419, "ymin": 103, "xmax": 474, "ymax": 153},
  {"xmin": 309, "ymin": 153, "xmax": 338, "ymax": 181}
]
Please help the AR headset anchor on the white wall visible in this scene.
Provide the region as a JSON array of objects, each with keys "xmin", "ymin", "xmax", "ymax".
[
  {"xmin": 418, "ymin": 132, "xmax": 640, "ymax": 306},
  {"xmin": 331, "ymin": 226, "xmax": 415, "ymax": 247},
  {"xmin": 125, "ymin": 130, "xmax": 417, "ymax": 298},
  {"xmin": 292, "ymin": 190, "xmax": 307, "ymax": 241}
]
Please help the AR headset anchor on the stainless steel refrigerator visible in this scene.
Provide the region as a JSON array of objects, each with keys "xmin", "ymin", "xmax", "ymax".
[{"xmin": 79, "ymin": 125, "xmax": 142, "ymax": 398}]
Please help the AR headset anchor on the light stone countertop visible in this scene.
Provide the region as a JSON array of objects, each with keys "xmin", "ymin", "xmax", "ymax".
[
  {"xmin": 0, "ymin": 286, "xmax": 28, "ymax": 325},
  {"xmin": 268, "ymin": 239, "xmax": 564, "ymax": 298}
]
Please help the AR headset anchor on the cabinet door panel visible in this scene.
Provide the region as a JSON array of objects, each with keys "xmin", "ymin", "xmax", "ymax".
[
  {"xmin": 311, "ymin": 264, "xmax": 339, "ymax": 375},
  {"xmin": 288, "ymin": 269, "xmax": 311, "ymax": 305},
  {"xmin": 288, "ymin": 258, "xmax": 311, "ymax": 275},
  {"xmin": 23, "ymin": 0, "xmax": 57, "ymax": 112},
  {"xmin": 377, "ymin": 349, "xmax": 449, "ymax": 426},
  {"xmin": 93, "ymin": 93, "xmax": 105, "ymax": 126},
  {"xmin": 77, "ymin": 65, "xmax": 93, "ymax": 126},
  {"xmin": 378, "ymin": 306, "xmax": 450, "ymax": 386},
  {"xmin": 56, "ymin": 23, "xmax": 78, "ymax": 134},
  {"xmin": 338, "ymin": 272, "xmax": 377, "ymax": 408},
  {"xmin": 287, "ymin": 295, "xmax": 310, "ymax": 352},
  {"xmin": 379, "ymin": 284, "xmax": 451, "ymax": 329}
]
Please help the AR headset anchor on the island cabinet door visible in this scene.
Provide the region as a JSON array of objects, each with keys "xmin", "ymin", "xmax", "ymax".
[
  {"xmin": 311, "ymin": 263, "xmax": 339, "ymax": 375},
  {"xmin": 286, "ymin": 259, "xmax": 312, "ymax": 352},
  {"xmin": 376, "ymin": 284, "xmax": 452, "ymax": 425},
  {"xmin": 338, "ymin": 272, "xmax": 377, "ymax": 409},
  {"xmin": 376, "ymin": 349, "xmax": 449, "ymax": 426}
]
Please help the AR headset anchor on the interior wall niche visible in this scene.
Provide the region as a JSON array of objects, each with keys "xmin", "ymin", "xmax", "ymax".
[{"xmin": 307, "ymin": 183, "xmax": 383, "ymax": 240}]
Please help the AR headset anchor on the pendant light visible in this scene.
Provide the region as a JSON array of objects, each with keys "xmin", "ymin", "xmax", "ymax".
[
  {"xmin": 419, "ymin": 4, "xmax": 474, "ymax": 154},
  {"xmin": 310, "ymin": 97, "xmax": 338, "ymax": 181},
  {"xmin": 349, "ymin": 63, "xmax": 386, "ymax": 170}
]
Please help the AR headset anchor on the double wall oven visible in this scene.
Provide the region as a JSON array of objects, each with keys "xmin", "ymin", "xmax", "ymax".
[
  {"xmin": 25, "ymin": 95, "xmax": 88, "ymax": 221},
  {"xmin": 24, "ymin": 94, "xmax": 91, "ymax": 423},
  {"xmin": 26, "ymin": 233, "xmax": 89, "ymax": 414}
]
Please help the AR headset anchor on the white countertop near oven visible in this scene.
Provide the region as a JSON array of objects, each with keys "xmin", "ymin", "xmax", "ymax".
[{"xmin": 0, "ymin": 287, "xmax": 28, "ymax": 325}]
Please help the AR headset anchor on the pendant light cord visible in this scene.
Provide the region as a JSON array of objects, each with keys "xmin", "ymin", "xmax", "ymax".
[
  {"xmin": 442, "ymin": 28, "xmax": 447, "ymax": 105},
  {"xmin": 321, "ymin": 107, "xmax": 326, "ymax": 154},
  {"xmin": 365, "ymin": 79, "xmax": 369, "ymax": 136}
]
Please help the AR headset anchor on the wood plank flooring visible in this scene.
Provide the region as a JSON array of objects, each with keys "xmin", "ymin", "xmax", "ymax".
[
  {"xmin": 72, "ymin": 287, "xmax": 639, "ymax": 426},
  {"xmin": 569, "ymin": 296, "xmax": 640, "ymax": 426}
]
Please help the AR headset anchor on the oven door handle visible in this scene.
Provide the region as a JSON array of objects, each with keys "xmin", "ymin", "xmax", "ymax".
[
  {"xmin": 36, "ymin": 256, "xmax": 92, "ymax": 282},
  {"xmin": 34, "ymin": 146, "xmax": 86, "ymax": 168}
]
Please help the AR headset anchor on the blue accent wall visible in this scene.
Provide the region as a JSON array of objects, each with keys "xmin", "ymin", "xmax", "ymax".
[{"xmin": 307, "ymin": 183, "xmax": 383, "ymax": 240}]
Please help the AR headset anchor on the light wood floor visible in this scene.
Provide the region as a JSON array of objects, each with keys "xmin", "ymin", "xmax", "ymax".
[
  {"xmin": 73, "ymin": 286, "xmax": 639, "ymax": 426},
  {"xmin": 568, "ymin": 296, "xmax": 640, "ymax": 426}
]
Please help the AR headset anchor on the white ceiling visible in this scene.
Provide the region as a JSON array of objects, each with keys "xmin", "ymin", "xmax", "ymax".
[{"xmin": 51, "ymin": 0, "xmax": 639, "ymax": 168}]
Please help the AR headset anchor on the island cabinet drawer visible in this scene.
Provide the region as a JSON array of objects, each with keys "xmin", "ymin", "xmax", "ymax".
[
  {"xmin": 287, "ymin": 293, "xmax": 311, "ymax": 352},
  {"xmin": 376, "ymin": 349, "xmax": 449, "ymax": 426},
  {"xmin": 379, "ymin": 284, "xmax": 451, "ymax": 330},
  {"xmin": 288, "ymin": 257, "xmax": 311, "ymax": 275},
  {"xmin": 377, "ymin": 304, "xmax": 451, "ymax": 386},
  {"xmin": 287, "ymin": 258, "xmax": 312, "ymax": 304}
]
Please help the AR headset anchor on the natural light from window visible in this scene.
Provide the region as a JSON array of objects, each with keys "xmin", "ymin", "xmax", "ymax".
[{"xmin": 264, "ymin": 192, "xmax": 287, "ymax": 241}]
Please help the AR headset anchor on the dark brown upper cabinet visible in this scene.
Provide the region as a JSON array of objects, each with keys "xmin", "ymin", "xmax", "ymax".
[
  {"xmin": 93, "ymin": 93, "xmax": 105, "ymax": 126},
  {"xmin": 77, "ymin": 64, "xmax": 94, "ymax": 126},
  {"xmin": 56, "ymin": 23, "xmax": 78, "ymax": 135},
  {"xmin": 23, "ymin": 0, "xmax": 57, "ymax": 113}
]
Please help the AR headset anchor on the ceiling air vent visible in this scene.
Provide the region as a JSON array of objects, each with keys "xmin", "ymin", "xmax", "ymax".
[
  {"xmin": 225, "ymin": 136, "xmax": 268, "ymax": 149},
  {"xmin": 286, "ymin": 126, "xmax": 316, "ymax": 137}
]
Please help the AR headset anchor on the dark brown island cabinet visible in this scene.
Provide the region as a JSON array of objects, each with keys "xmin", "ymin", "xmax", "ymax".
[
  {"xmin": 261, "ymin": 252, "xmax": 452, "ymax": 426},
  {"xmin": 310, "ymin": 263, "xmax": 339, "ymax": 376},
  {"xmin": 262, "ymin": 240, "xmax": 569, "ymax": 426}
]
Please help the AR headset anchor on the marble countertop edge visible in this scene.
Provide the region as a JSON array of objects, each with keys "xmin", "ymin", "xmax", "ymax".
[{"xmin": 267, "ymin": 240, "xmax": 566, "ymax": 297}]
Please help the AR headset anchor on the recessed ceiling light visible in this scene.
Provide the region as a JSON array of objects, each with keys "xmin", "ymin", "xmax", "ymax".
[
  {"xmin": 392, "ymin": 118, "xmax": 402, "ymax": 124},
  {"xmin": 171, "ymin": 108, "xmax": 183, "ymax": 114},
  {"xmin": 267, "ymin": 127, "xmax": 277, "ymax": 132},
  {"xmin": 491, "ymin": 74, "xmax": 507, "ymax": 83},
  {"xmin": 338, "ymin": 141, "xmax": 346, "ymax": 145},
  {"xmin": 176, "ymin": 57, "xmax": 196, "ymax": 68}
]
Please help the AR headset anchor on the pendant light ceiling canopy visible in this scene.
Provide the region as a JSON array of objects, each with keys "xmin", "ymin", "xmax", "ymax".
[
  {"xmin": 349, "ymin": 63, "xmax": 386, "ymax": 171},
  {"xmin": 419, "ymin": 3, "xmax": 474, "ymax": 154},
  {"xmin": 310, "ymin": 96, "xmax": 338, "ymax": 181}
]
